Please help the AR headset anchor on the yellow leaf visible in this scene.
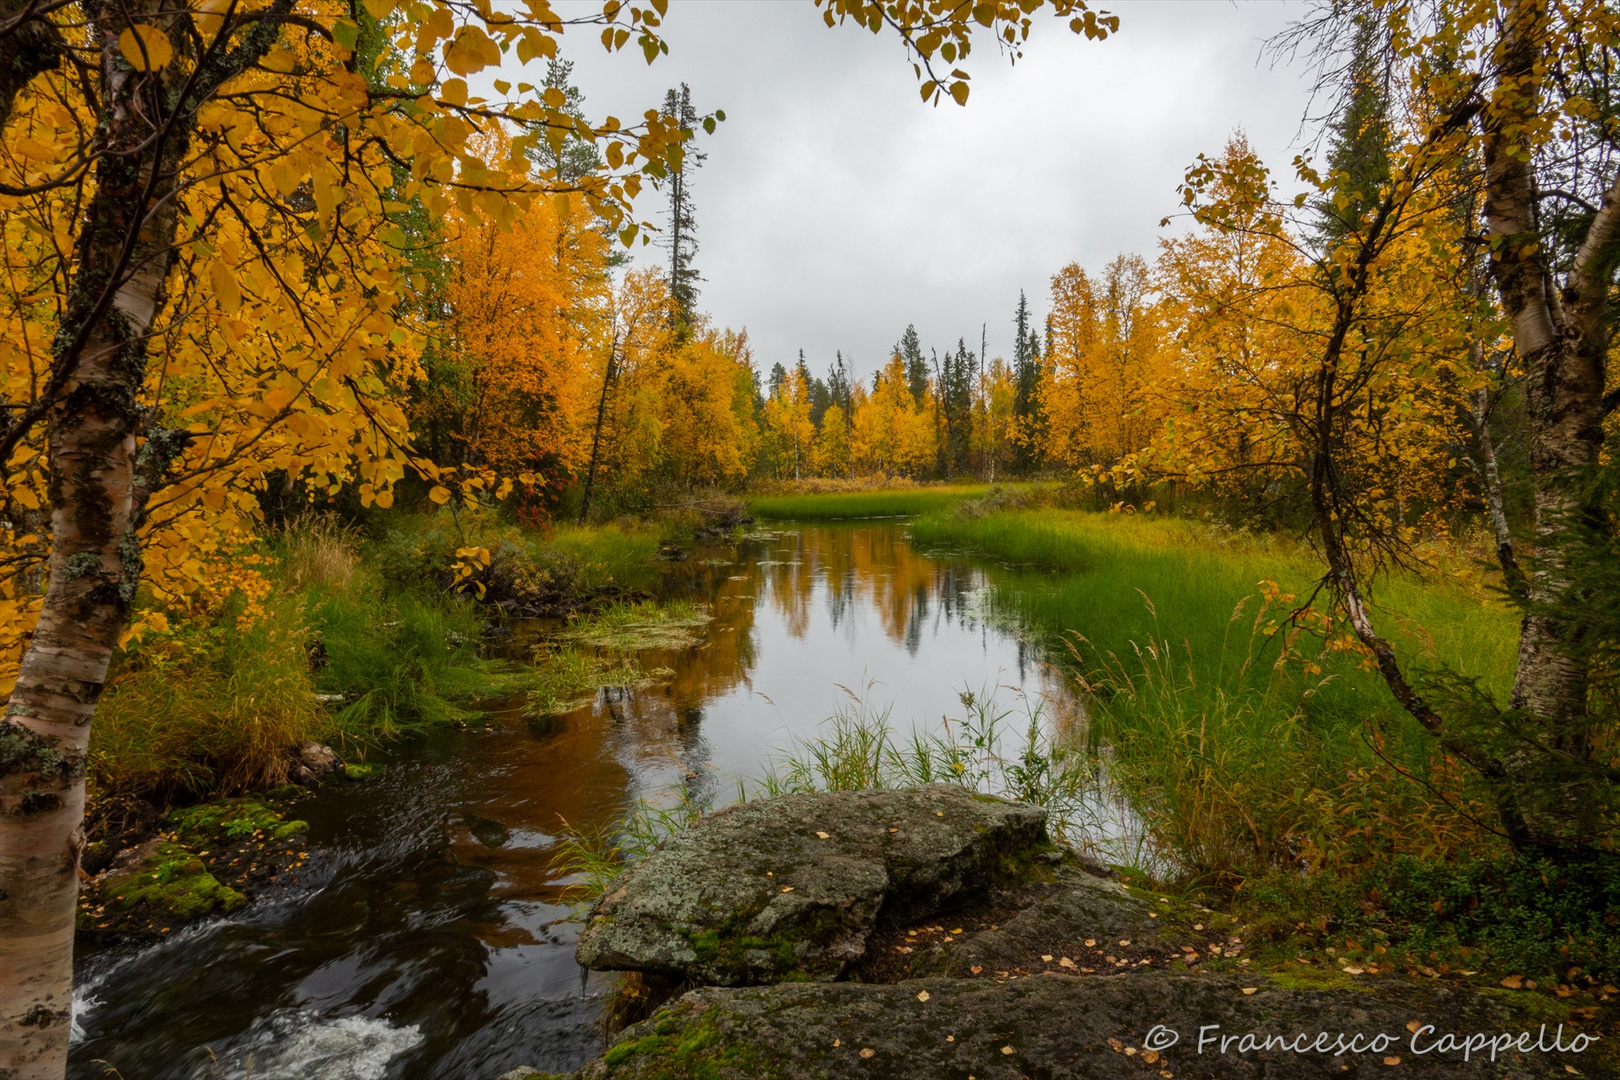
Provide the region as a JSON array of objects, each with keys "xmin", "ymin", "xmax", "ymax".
[
  {"xmin": 441, "ymin": 78, "xmax": 468, "ymax": 107},
  {"xmin": 118, "ymin": 24, "xmax": 174, "ymax": 71},
  {"xmin": 429, "ymin": 485, "xmax": 452, "ymax": 504}
]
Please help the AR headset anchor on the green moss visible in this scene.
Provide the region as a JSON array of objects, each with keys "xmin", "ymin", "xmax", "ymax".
[
  {"xmin": 342, "ymin": 762, "xmax": 382, "ymax": 781},
  {"xmin": 89, "ymin": 840, "xmax": 247, "ymax": 923},
  {"xmin": 600, "ymin": 1010, "xmax": 783, "ymax": 1080},
  {"xmin": 1266, "ymin": 967, "xmax": 1364, "ymax": 993},
  {"xmin": 1475, "ymin": 987, "xmax": 1573, "ymax": 1021},
  {"xmin": 168, "ymin": 796, "xmax": 287, "ymax": 843}
]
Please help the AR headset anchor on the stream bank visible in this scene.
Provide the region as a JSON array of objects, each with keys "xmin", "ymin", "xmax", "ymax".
[
  {"xmin": 516, "ymin": 789, "xmax": 1615, "ymax": 1080},
  {"xmin": 69, "ymin": 522, "xmax": 1067, "ymax": 1078}
]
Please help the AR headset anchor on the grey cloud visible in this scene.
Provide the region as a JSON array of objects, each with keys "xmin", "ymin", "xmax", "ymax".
[{"xmin": 508, "ymin": 0, "xmax": 1313, "ymax": 378}]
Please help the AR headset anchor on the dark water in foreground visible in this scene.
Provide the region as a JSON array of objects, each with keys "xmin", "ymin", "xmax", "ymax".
[{"xmin": 69, "ymin": 524, "xmax": 1076, "ymax": 1080}]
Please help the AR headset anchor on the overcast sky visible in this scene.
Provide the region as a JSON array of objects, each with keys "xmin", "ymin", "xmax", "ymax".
[{"xmin": 524, "ymin": 1, "xmax": 1316, "ymax": 381}]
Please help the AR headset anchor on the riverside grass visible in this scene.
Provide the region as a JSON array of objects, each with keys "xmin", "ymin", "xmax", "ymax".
[
  {"xmin": 90, "ymin": 511, "xmax": 668, "ymax": 798},
  {"xmin": 910, "ymin": 506, "xmax": 1520, "ymax": 878}
]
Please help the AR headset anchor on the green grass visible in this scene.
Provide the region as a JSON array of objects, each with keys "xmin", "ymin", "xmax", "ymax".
[
  {"xmin": 913, "ymin": 508, "xmax": 1517, "ymax": 703},
  {"xmin": 747, "ymin": 484, "xmax": 1005, "ymax": 520}
]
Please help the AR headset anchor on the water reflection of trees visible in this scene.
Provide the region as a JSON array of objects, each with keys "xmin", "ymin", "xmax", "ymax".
[
  {"xmin": 576, "ymin": 526, "xmax": 1023, "ymax": 810},
  {"xmin": 755, "ymin": 526, "xmax": 989, "ymax": 649}
]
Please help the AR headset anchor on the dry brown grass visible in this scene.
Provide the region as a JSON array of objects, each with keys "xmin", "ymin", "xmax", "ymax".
[{"xmin": 279, "ymin": 515, "xmax": 359, "ymax": 592}]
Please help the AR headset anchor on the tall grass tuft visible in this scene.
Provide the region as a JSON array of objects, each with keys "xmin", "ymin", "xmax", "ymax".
[
  {"xmin": 90, "ymin": 592, "xmax": 327, "ymax": 797},
  {"xmin": 278, "ymin": 515, "xmax": 358, "ymax": 591},
  {"xmin": 1072, "ymin": 592, "xmax": 1495, "ymax": 884}
]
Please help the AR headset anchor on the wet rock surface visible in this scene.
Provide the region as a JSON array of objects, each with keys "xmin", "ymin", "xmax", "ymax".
[
  {"xmin": 574, "ymin": 786, "xmax": 1049, "ymax": 985},
  {"xmin": 577, "ymin": 973, "xmax": 1612, "ymax": 1079}
]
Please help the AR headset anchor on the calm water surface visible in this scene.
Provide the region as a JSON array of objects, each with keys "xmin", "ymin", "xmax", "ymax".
[{"xmin": 69, "ymin": 523, "xmax": 1077, "ymax": 1080}]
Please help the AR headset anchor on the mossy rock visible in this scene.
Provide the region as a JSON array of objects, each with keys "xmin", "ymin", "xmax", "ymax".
[
  {"xmin": 85, "ymin": 840, "xmax": 246, "ymax": 925},
  {"xmin": 168, "ymin": 797, "xmax": 287, "ymax": 844}
]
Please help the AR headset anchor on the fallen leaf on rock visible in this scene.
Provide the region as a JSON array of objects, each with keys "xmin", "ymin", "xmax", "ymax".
[
  {"xmin": 833, "ymin": 1039, "xmax": 840, "ymax": 1047},
  {"xmin": 1501, "ymin": 975, "xmax": 1524, "ymax": 989},
  {"xmin": 1059, "ymin": 957, "xmax": 1076, "ymax": 969},
  {"xmin": 946, "ymin": 1035, "xmax": 954, "ymax": 1042},
  {"xmin": 781, "ymin": 886, "xmax": 794, "ymax": 893},
  {"xmin": 917, "ymin": 991, "xmax": 930, "ymax": 1002},
  {"xmin": 1343, "ymin": 966, "xmax": 1365, "ymax": 975},
  {"xmin": 1108, "ymin": 1038, "xmax": 1124, "ymax": 1051},
  {"xmin": 860, "ymin": 1047, "xmax": 875, "ymax": 1059},
  {"xmin": 1143, "ymin": 1050, "xmax": 1160, "ymax": 1065},
  {"xmin": 1383, "ymin": 1056, "xmax": 1401, "ymax": 1066},
  {"xmin": 952, "ymin": 928, "xmax": 963, "ymax": 934},
  {"xmin": 1193, "ymin": 923, "xmax": 1204, "ymax": 931},
  {"xmin": 888, "ymin": 827, "xmax": 899, "ymax": 833},
  {"xmin": 1002, "ymin": 1046, "xmax": 1015, "ymax": 1056},
  {"xmin": 1085, "ymin": 939, "xmax": 1097, "ymax": 947},
  {"xmin": 1119, "ymin": 940, "xmax": 1131, "ymax": 946},
  {"xmin": 1565, "ymin": 1066, "xmax": 1582, "ymax": 1076},
  {"xmin": 1406, "ymin": 1021, "xmax": 1422, "ymax": 1033},
  {"xmin": 970, "ymin": 965, "xmax": 983, "ymax": 974},
  {"xmin": 1042, "ymin": 954, "xmax": 1054, "ymax": 962},
  {"xmin": 1124, "ymin": 1047, "xmax": 1138, "ymax": 1057},
  {"xmin": 1149, "ymin": 912, "xmax": 1159, "ymax": 918},
  {"xmin": 1241, "ymin": 987, "xmax": 1258, "ymax": 995},
  {"xmin": 815, "ymin": 831, "xmax": 829, "ymax": 839}
]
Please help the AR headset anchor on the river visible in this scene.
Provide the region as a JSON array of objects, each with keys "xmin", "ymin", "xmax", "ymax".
[{"xmin": 69, "ymin": 522, "xmax": 1083, "ymax": 1080}]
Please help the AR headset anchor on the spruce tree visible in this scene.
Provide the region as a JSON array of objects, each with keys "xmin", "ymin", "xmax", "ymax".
[
  {"xmin": 800, "ymin": 349, "xmax": 832, "ymax": 429},
  {"xmin": 900, "ymin": 324, "xmax": 929, "ymax": 405},
  {"xmin": 531, "ymin": 58, "xmax": 602, "ymax": 184},
  {"xmin": 661, "ymin": 83, "xmax": 705, "ymax": 331},
  {"xmin": 1012, "ymin": 291, "xmax": 1044, "ymax": 474},
  {"xmin": 1313, "ymin": 10, "xmax": 1392, "ymax": 245}
]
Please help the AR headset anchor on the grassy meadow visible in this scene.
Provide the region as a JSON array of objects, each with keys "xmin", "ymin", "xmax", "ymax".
[{"xmin": 747, "ymin": 483, "xmax": 1006, "ymax": 520}]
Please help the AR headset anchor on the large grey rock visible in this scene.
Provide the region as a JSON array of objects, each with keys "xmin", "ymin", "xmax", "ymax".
[
  {"xmin": 891, "ymin": 859, "xmax": 1185, "ymax": 980},
  {"xmin": 578, "ymin": 973, "xmax": 1612, "ymax": 1079},
  {"xmin": 575, "ymin": 786, "xmax": 1048, "ymax": 985}
]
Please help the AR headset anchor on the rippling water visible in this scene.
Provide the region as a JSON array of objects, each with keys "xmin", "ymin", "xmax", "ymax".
[{"xmin": 70, "ymin": 523, "xmax": 1077, "ymax": 1080}]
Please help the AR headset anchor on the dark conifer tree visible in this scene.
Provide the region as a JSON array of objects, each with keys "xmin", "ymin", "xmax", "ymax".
[
  {"xmin": 1313, "ymin": 11, "xmax": 1392, "ymax": 245},
  {"xmin": 1011, "ymin": 290, "xmax": 1045, "ymax": 474},
  {"xmin": 900, "ymin": 324, "xmax": 929, "ymax": 405},
  {"xmin": 800, "ymin": 349, "xmax": 832, "ymax": 429},
  {"xmin": 661, "ymin": 83, "xmax": 705, "ymax": 331}
]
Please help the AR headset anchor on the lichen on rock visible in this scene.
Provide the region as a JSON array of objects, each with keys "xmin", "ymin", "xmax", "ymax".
[{"xmin": 574, "ymin": 786, "xmax": 1048, "ymax": 985}]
